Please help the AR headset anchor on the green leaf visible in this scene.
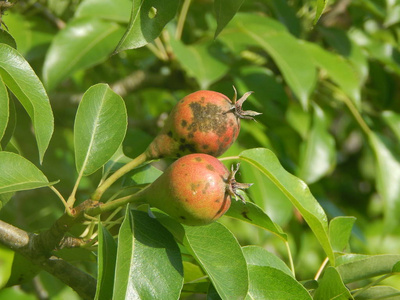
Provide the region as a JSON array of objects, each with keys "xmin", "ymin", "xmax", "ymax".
[
  {"xmin": 225, "ymin": 199, "xmax": 287, "ymax": 240},
  {"xmin": 0, "ymin": 97, "xmax": 16, "ymax": 150},
  {"xmin": 170, "ymin": 39, "xmax": 229, "ymax": 89},
  {"xmin": 297, "ymin": 104, "xmax": 336, "ymax": 184},
  {"xmin": 0, "ymin": 152, "xmax": 52, "ymax": 194},
  {"xmin": 113, "ymin": 209, "xmax": 183, "ymax": 299},
  {"xmin": 239, "ymin": 148, "xmax": 335, "ymax": 265},
  {"xmin": 242, "ymin": 246, "xmax": 293, "ymax": 277},
  {"xmin": 329, "ymin": 216, "xmax": 356, "ymax": 253},
  {"xmin": 246, "ymin": 265, "xmax": 312, "ymax": 299},
  {"xmin": 214, "ymin": 0, "xmax": 245, "ymax": 38},
  {"xmin": 183, "ymin": 222, "xmax": 248, "ymax": 299},
  {"xmin": 336, "ymin": 254, "xmax": 400, "ymax": 283},
  {"xmin": 314, "ymin": 267, "xmax": 353, "ymax": 300},
  {"xmin": 114, "ymin": 0, "xmax": 179, "ymax": 53},
  {"xmin": 0, "ymin": 30, "xmax": 16, "ymax": 48},
  {"xmin": 43, "ymin": 18, "xmax": 125, "ymax": 91},
  {"xmin": 369, "ymin": 132, "xmax": 400, "ymax": 232},
  {"xmin": 95, "ymin": 225, "xmax": 117, "ymax": 300},
  {"xmin": 0, "ymin": 44, "xmax": 54, "ymax": 163},
  {"xmin": 0, "ymin": 77, "xmax": 8, "ymax": 142},
  {"xmin": 220, "ymin": 14, "xmax": 316, "ymax": 110},
  {"xmin": 0, "ymin": 193, "xmax": 14, "ymax": 210},
  {"xmin": 0, "ymin": 245, "xmax": 14, "ymax": 289},
  {"xmin": 75, "ymin": 0, "xmax": 132, "ymax": 23},
  {"xmin": 352, "ymin": 286, "xmax": 400, "ymax": 300},
  {"xmin": 382, "ymin": 111, "xmax": 400, "ymax": 141},
  {"xmin": 74, "ymin": 84, "xmax": 127, "ymax": 176},
  {"xmin": 303, "ymin": 41, "xmax": 362, "ymax": 108},
  {"xmin": 313, "ymin": 0, "xmax": 328, "ymax": 25}
]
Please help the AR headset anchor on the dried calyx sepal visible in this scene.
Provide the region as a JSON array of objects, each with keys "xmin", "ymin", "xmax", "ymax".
[
  {"xmin": 226, "ymin": 163, "xmax": 253, "ymax": 203},
  {"xmin": 224, "ymin": 86, "xmax": 262, "ymax": 121}
]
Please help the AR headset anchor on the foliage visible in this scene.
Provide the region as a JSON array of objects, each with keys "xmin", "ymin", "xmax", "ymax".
[{"xmin": 1, "ymin": 0, "xmax": 400, "ymax": 299}]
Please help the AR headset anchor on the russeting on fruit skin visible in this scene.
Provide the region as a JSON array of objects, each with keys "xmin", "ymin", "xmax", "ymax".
[
  {"xmin": 140, "ymin": 154, "xmax": 252, "ymax": 226},
  {"xmin": 144, "ymin": 88, "xmax": 260, "ymax": 159}
]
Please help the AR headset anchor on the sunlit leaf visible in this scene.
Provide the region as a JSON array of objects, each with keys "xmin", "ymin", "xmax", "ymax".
[
  {"xmin": 0, "ymin": 77, "xmax": 8, "ymax": 142},
  {"xmin": 75, "ymin": 0, "xmax": 132, "ymax": 23},
  {"xmin": 0, "ymin": 152, "xmax": 52, "ymax": 194},
  {"xmin": 329, "ymin": 216, "xmax": 356, "ymax": 253},
  {"xmin": 239, "ymin": 148, "xmax": 334, "ymax": 264},
  {"xmin": 183, "ymin": 222, "xmax": 248, "ymax": 299},
  {"xmin": 0, "ymin": 44, "xmax": 54, "ymax": 163},
  {"xmin": 114, "ymin": 0, "xmax": 179, "ymax": 52},
  {"xmin": 43, "ymin": 18, "xmax": 125, "ymax": 91},
  {"xmin": 382, "ymin": 111, "xmax": 400, "ymax": 141},
  {"xmin": 113, "ymin": 209, "xmax": 183, "ymax": 299},
  {"xmin": 314, "ymin": 267, "xmax": 353, "ymax": 300},
  {"xmin": 214, "ymin": 0, "xmax": 245, "ymax": 38},
  {"xmin": 0, "ymin": 245, "xmax": 14, "ymax": 289},
  {"xmin": 352, "ymin": 286, "xmax": 400, "ymax": 300},
  {"xmin": 74, "ymin": 84, "xmax": 127, "ymax": 176},
  {"xmin": 313, "ymin": 0, "xmax": 328, "ymax": 25}
]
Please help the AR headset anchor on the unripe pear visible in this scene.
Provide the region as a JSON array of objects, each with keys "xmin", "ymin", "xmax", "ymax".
[
  {"xmin": 140, "ymin": 154, "xmax": 252, "ymax": 226},
  {"xmin": 144, "ymin": 88, "xmax": 260, "ymax": 159}
]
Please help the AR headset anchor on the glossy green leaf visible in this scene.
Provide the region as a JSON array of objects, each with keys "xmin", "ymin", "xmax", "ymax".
[
  {"xmin": 314, "ymin": 0, "xmax": 328, "ymax": 25},
  {"xmin": 95, "ymin": 225, "xmax": 117, "ymax": 300},
  {"xmin": 183, "ymin": 222, "xmax": 248, "ymax": 299},
  {"xmin": 382, "ymin": 111, "xmax": 400, "ymax": 141},
  {"xmin": 303, "ymin": 41, "xmax": 361, "ymax": 108},
  {"xmin": 0, "ymin": 98, "xmax": 16, "ymax": 150},
  {"xmin": 74, "ymin": 84, "xmax": 127, "ymax": 176},
  {"xmin": 220, "ymin": 14, "xmax": 316, "ymax": 109},
  {"xmin": 214, "ymin": 0, "xmax": 245, "ymax": 38},
  {"xmin": 336, "ymin": 254, "xmax": 400, "ymax": 283},
  {"xmin": 0, "ymin": 44, "xmax": 54, "ymax": 163},
  {"xmin": 225, "ymin": 199, "xmax": 287, "ymax": 240},
  {"xmin": 353, "ymin": 286, "xmax": 400, "ymax": 300},
  {"xmin": 0, "ymin": 245, "xmax": 14, "ymax": 289},
  {"xmin": 43, "ymin": 18, "xmax": 125, "ymax": 91},
  {"xmin": 239, "ymin": 148, "xmax": 334, "ymax": 264},
  {"xmin": 0, "ymin": 30, "xmax": 16, "ymax": 49},
  {"xmin": 75, "ymin": 0, "xmax": 132, "ymax": 23},
  {"xmin": 297, "ymin": 104, "xmax": 336, "ymax": 184},
  {"xmin": 246, "ymin": 265, "xmax": 312, "ymax": 299},
  {"xmin": 369, "ymin": 132, "xmax": 400, "ymax": 232},
  {"xmin": 314, "ymin": 267, "xmax": 353, "ymax": 300},
  {"xmin": 170, "ymin": 39, "xmax": 229, "ymax": 89},
  {"xmin": 0, "ymin": 152, "xmax": 52, "ymax": 193},
  {"xmin": 114, "ymin": 0, "xmax": 179, "ymax": 53},
  {"xmin": 242, "ymin": 246, "xmax": 293, "ymax": 277},
  {"xmin": 0, "ymin": 77, "xmax": 8, "ymax": 142},
  {"xmin": 113, "ymin": 209, "xmax": 183, "ymax": 299},
  {"xmin": 329, "ymin": 216, "xmax": 356, "ymax": 252}
]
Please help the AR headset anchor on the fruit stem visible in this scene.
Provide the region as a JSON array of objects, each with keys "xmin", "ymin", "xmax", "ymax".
[{"xmin": 91, "ymin": 151, "xmax": 149, "ymax": 201}]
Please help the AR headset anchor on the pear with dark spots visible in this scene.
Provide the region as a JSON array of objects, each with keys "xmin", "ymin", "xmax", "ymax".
[
  {"xmin": 144, "ymin": 88, "xmax": 260, "ymax": 159},
  {"xmin": 140, "ymin": 154, "xmax": 252, "ymax": 226}
]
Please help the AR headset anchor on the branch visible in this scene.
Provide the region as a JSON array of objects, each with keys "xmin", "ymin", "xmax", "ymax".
[{"xmin": 0, "ymin": 219, "xmax": 96, "ymax": 300}]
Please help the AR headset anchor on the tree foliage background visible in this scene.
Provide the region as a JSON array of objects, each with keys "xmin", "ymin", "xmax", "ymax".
[{"xmin": 1, "ymin": 0, "xmax": 400, "ymax": 299}]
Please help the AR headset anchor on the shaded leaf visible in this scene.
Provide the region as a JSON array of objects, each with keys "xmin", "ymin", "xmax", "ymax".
[
  {"xmin": 353, "ymin": 286, "xmax": 400, "ymax": 300},
  {"xmin": 113, "ymin": 209, "xmax": 183, "ymax": 299},
  {"xmin": 0, "ymin": 97, "xmax": 15, "ymax": 150},
  {"xmin": 369, "ymin": 132, "xmax": 400, "ymax": 232},
  {"xmin": 0, "ymin": 152, "xmax": 52, "ymax": 194},
  {"xmin": 242, "ymin": 246, "xmax": 293, "ymax": 277},
  {"xmin": 114, "ymin": 0, "xmax": 179, "ymax": 52},
  {"xmin": 247, "ymin": 265, "xmax": 312, "ymax": 299},
  {"xmin": 220, "ymin": 14, "xmax": 316, "ymax": 110},
  {"xmin": 0, "ymin": 44, "xmax": 54, "ymax": 163},
  {"xmin": 183, "ymin": 222, "xmax": 248, "ymax": 299},
  {"xmin": 75, "ymin": 0, "xmax": 132, "ymax": 23},
  {"xmin": 214, "ymin": 0, "xmax": 245, "ymax": 38},
  {"xmin": 382, "ymin": 111, "xmax": 400, "ymax": 141},
  {"xmin": 95, "ymin": 225, "xmax": 117, "ymax": 300},
  {"xmin": 239, "ymin": 148, "xmax": 334, "ymax": 264},
  {"xmin": 329, "ymin": 216, "xmax": 356, "ymax": 253},
  {"xmin": 0, "ymin": 193, "xmax": 14, "ymax": 210},
  {"xmin": 0, "ymin": 30, "xmax": 16, "ymax": 48},
  {"xmin": 0, "ymin": 77, "xmax": 8, "ymax": 142},
  {"xmin": 225, "ymin": 199, "xmax": 287, "ymax": 240},
  {"xmin": 297, "ymin": 103, "xmax": 336, "ymax": 184},
  {"xmin": 336, "ymin": 254, "xmax": 400, "ymax": 283},
  {"xmin": 43, "ymin": 18, "xmax": 125, "ymax": 91},
  {"xmin": 0, "ymin": 245, "xmax": 14, "ymax": 289},
  {"xmin": 314, "ymin": 267, "xmax": 353, "ymax": 300},
  {"xmin": 74, "ymin": 84, "xmax": 127, "ymax": 176},
  {"xmin": 314, "ymin": 0, "xmax": 328, "ymax": 25},
  {"xmin": 170, "ymin": 39, "xmax": 229, "ymax": 89}
]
